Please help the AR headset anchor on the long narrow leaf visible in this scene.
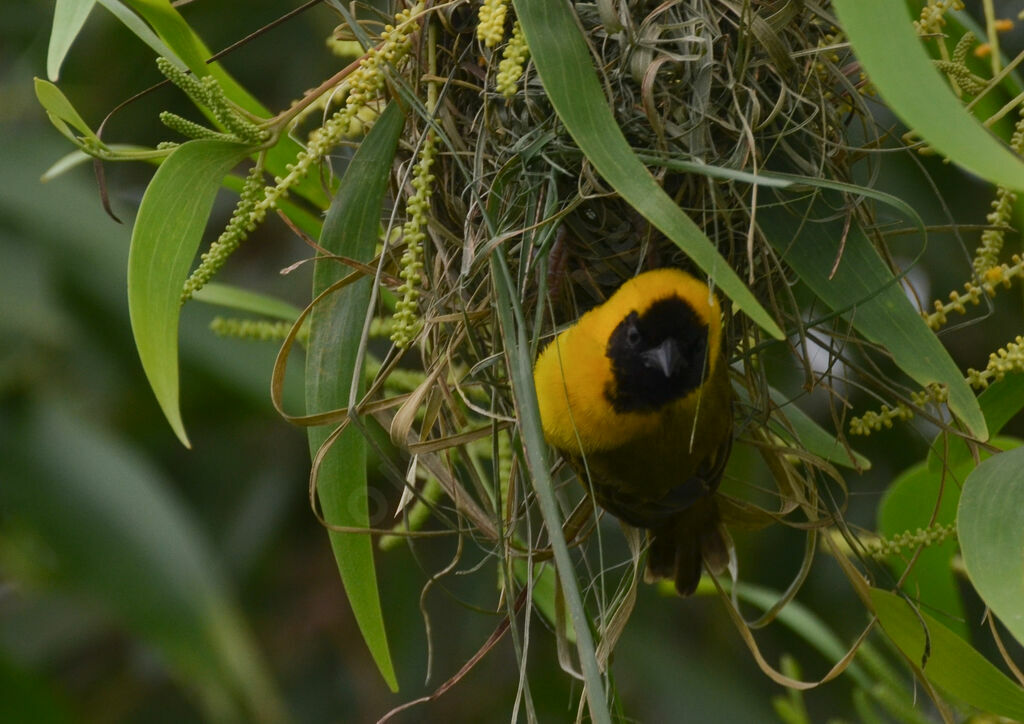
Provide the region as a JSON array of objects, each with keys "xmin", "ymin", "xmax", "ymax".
[
  {"xmin": 834, "ymin": 0, "xmax": 1024, "ymax": 191},
  {"xmin": 304, "ymin": 101, "xmax": 405, "ymax": 692},
  {"xmin": 871, "ymin": 588, "xmax": 1024, "ymax": 721},
  {"xmin": 758, "ymin": 198, "xmax": 986, "ymax": 439},
  {"xmin": 192, "ymin": 282, "xmax": 303, "ymax": 322},
  {"xmin": 127, "ymin": 139, "xmax": 251, "ymax": 446},
  {"xmin": 513, "ymin": 0, "xmax": 782, "ymax": 340},
  {"xmin": 47, "ymin": 0, "xmax": 96, "ymax": 81}
]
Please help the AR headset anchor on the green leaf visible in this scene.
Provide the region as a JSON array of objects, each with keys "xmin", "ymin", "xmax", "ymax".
[
  {"xmin": 47, "ymin": 0, "xmax": 96, "ymax": 81},
  {"xmin": 758, "ymin": 196, "xmax": 986, "ymax": 439},
  {"xmin": 0, "ymin": 402, "xmax": 285, "ymax": 722},
  {"xmin": 833, "ymin": 0, "xmax": 1024, "ymax": 191},
  {"xmin": 871, "ymin": 587, "xmax": 1024, "ymax": 721},
  {"xmin": 192, "ymin": 282, "xmax": 303, "ymax": 322},
  {"xmin": 878, "ymin": 438, "xmax": 1021, "ymax": 641},
  {"xmin": 128, "ymin": 139, "xmax": 250, "ymax": 447},
  {"xmin": 33, "ymin": 78, "xmax": 100, "ymax": 143},
  {"xmin": 513, "ymin": 0, "xmax": 782, "ymax": 340},
  {"xmin": 958, "ymin": 446, "xmax": 1024, "ymax": 649},
  {"xmin": 305, "ymin": 102, "xmax": 404, "ymax": 692}
]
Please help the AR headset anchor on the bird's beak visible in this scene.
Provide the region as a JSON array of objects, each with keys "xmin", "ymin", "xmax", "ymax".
[{"xmin": 641, "ymin": 338, "xmax": 682, "ymax": 378}]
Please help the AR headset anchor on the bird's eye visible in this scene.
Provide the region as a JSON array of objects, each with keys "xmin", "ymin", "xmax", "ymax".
[{"xmin": 626, "ymin": 324, "xmax": 641, "ymax": 348}]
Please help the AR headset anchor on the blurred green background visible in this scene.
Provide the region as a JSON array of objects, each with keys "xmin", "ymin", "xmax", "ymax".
[{"xmin": 3, "ymin": 2, "xmax": 1023, "ymax": 722}]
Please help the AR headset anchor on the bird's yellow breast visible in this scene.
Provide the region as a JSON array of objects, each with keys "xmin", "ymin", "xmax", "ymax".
[{"xmin": 533, "ymin": 268, "xmax": 722, "ymax": 454}]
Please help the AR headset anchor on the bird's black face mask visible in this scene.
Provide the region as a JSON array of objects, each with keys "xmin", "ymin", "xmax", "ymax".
[{"xmin": 604, "ymin": 295, "xmax": 709, "ymax": 413}]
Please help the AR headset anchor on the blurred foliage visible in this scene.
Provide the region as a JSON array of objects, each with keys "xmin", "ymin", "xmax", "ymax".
[{"xmin": 5, "ymin": 0, "xmax": 1024, "ymax": 722}]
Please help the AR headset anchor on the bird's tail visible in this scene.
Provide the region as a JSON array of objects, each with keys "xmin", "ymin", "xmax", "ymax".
[{"xmin": 645, "ymin": 496, "xmax": 729, "ymax": 596}]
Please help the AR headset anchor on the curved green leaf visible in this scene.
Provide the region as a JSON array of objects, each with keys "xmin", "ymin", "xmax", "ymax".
[
  {"xmin": 730, "ymin": 382, "xmax": 870, "ymax": 469},
  {"xmin": 305, "ymin": 101, "xmax": 404, "ymax": 692},
  {"xmin": 871, "ymin": 587, "xmax": 1024, "ymax": 721},
  {"xmin": 513, "ymin": 0, "xmax": 783, "ymax": 340},
  {"xmin": 758, "ymin": 197, "xmax": 986, "ymax": 439},
  {"xmin": 128, "ymin": 139, "xmax": 250, "ymax": 447},
  {"xmin": 958, "ymin": 446, "xmax": 1024, "ymax": 648},
  {"xmin": 834, "ymin": 0, "xmax": 1024, "ymax": 191},
  {"xmin": 33, "ymin": 78, "xmax": 100, "ymax": 143},
  {"xmin": 47, "ymin": 0, "xmax": 96, "ymax": 81}
]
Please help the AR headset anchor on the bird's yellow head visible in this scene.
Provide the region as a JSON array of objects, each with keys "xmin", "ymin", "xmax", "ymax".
[{"xmin": 533, "ymin": 268, "xmax": 723, "ymax": 454}]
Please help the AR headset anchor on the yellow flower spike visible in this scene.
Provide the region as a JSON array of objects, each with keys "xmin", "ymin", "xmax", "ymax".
[
  {"xmin": 864, "ymin": 523, "xmax": 957, "ymax": 560},
  {"xmin": 849, "ymin": 401, "xmax": 914, "ymax": 436},
  {"xmin": 391, "ymin": 129, "xmax": 441, "ymax": 349},
  {"xmin": 967, "ymin": 336, "xmax": 1024, "ymax": 389},
  {"xmin": 496, "ymin": 21, "xmax": 529, "ymax": 97},
  {"xmin": 477, "ymin": 0, "xmax": 508, "ymax": 48},
  {"xmin": 179, "ymin": 1, "xmax": 427, "ymax": 304},
  {"xmin": 915, "ymin": 0, "xmax": 966, "ymax": 35},
  {"xmin": 254, "ymin": 2, "xmax": 425, "ymax": 224},
  {"xmin": 182, "ymin": 162, "xmax": 267, "ymax": 302},
  {"xmin": 925, "ymin": 256, "xmax": 1024, "ymax": 330},
  {"xmin": 210, "ymin": 317, "xmax": 310, "ymax": 345},
  {"xmin": 850, "ymin": 384, "xmax": 947, "ymax": 436},
  {"xmin": 952, "ymin": 31, "xmax": 976, "ymax": 64}
]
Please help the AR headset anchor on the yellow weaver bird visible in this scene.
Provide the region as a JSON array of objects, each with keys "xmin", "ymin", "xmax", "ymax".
[{"xmin": 533, "ymin": 268, "xmax": 733, "ymax": 595}]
